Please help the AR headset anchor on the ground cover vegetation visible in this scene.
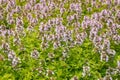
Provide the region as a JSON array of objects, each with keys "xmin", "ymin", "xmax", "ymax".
[{"xmin": 0, "ymin": 0, "xmax": 120, "ymax": 80}]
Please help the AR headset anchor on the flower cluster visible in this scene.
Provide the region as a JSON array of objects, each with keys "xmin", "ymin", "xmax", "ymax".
[
  {"xmin": 31, "ymin": 49, "xmax": 39, "ymax": 59},
  {"xmin": 0, "ymin": 0, "xmax": 120, "ymax": 79},
  {"xmin": 98, "ymin": 60, "xmax": 120, "ymax": 80},
  {"xmin": 82, "ymin": 65, "xmax": 90, "ymax": 77}
]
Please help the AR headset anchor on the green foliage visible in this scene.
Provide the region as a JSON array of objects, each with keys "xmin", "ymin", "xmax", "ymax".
[{"xmin": 0, "ymin": 0, "xmax": 120, "ymax": 80}]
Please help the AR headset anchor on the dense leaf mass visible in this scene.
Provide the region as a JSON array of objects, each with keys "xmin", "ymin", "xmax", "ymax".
[{"xmin": 0, "ymin": 0, "xmax": 120, "ymax": 80}]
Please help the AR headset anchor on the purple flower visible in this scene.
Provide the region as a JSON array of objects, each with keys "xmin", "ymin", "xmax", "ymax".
[
  {"xmin": 106, "ymin": 0, "xmax": 112, "ymax": 5},
  {"xmin": 70, "ymin": 3, "xmax": 75, "ymax": 11},
  {"xmin": 106, "ymin": 49, "xmax": 116, "ymax": 56},
  {"xmin": 2, "ymin": 42, "xmax": 10, "ymax": 51},
  {"xmin": 114, "ymin": 0, "xmax": 120, "ymax": 5},
  {"xmin": 53, "ymin": 41, "xmax": 60, "ymax": 49},
  {"xmin": 46, "ymin": 69, "xmax": 54, "ymax": 77},
  {"xmin": 31, "ymin": 49, "xmax": 39, "ymax": 59},
  {"xmin": 13, "ymin": 36, "xmax": 21, "ymax": 46},
  {"xmin": 117, "ymin": 60, "xmax": 120, "ymax": 68},
  {"xmin": 12, "ymin": 57, "xmax": 20, "ymax": 67},
  {"xmin": 15, "ymin": 6, "xmax": 21, "ymax": 13},
  {"xmin": 48, "ymin": 53, "xmax": 55, "ymax": 59},
  {"xmin": 24, "ymin": 3, "xmax": 32, "ymax": 11},
  {"xmin": 103, "ymin": 74, "xmax": 112, "ymax": 80},
  {"xmin": 8, "ymin": 50, "xmax": 15, "ymax": 61},
  {"xmin": 16, "ymin": 17, "xmax": 23, "ymax": 26},
  {"xmin": 71, "ymin": 76, "xmax": 78, "ymax": 80},
  {"xmin": 82, "ymin": 65, "xmax": 90, "ymax": 77},
  {"xmin": 100, "ymin": 51, "xmax": 109, "ymax": 62},
  {"xmin": 27, "ymin": 13, "xmax": 33, "ymax": 21},
  {"xmin": 60, "ymin": 8, "xmax": 66, "ymax": 15}
]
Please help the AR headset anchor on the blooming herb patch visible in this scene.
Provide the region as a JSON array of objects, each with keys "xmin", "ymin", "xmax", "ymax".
[{"xmin": 0, "ymin": 0, "xmax": 120, "ymax": 80}]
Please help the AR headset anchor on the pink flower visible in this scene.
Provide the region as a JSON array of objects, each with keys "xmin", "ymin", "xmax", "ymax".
[
  {"xmin": 27, "ymin": 13, "xmax": 33, "ymax": 21},
  {"xmin": 8, "ymin": 0, "xmax": 16, "ymax": 8},
  {"xmin": 24, "ymin": 3, "xmax": 32, "ymax": 11},
  {"xmin": 29, "ymin": 0, "xmax": 36, "ymax": 5},
  {"xmin": 106, "ymin": 0, "xmax": 112, "ymax": 5},
  {"xmin": 31, "ymin": 18, "xmax": 38, "ymax": 24},
  {"xmin": 114, "ymin": 0, "xmax": 120, "ymax": 5},
  {"xmin": 48, "ymin": 2, "xmax": 55, "ymax": 10},
  {"xmin": 91, "ymin": 0, "xmax": 96, "ymax": 7},
  {"xmin": 107, "ymin": 19, "xmax": 113, "ymax": 27},
  {"xmin": 67, "ymin": 15, "xmax": 74, "ymax": 23},
  {"xmin": 15, "ymin": 6, "xmax": 21, "ymax": 13},
  {"xmin": 40, "ymin": 0, "xmax": 46, "ymax": 3},
  {"xmin": 70, "ymin": 3, "xmax": 75, "ymax": 11},
  {"xmin": 60, "ymin": 8, "xmax": 66, "ymax": 15},
  {"xmin": 101, "ymin": 9, "xmax": 108, "ymax": 16},
  {"xmin": 8, "ymin": 18, "xmax": 15, "ymax": 24},
  {"xmin": 75, "ymin": 3, "xmax": 81, "ymax": 13}
]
